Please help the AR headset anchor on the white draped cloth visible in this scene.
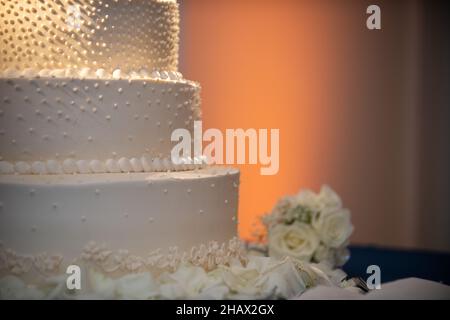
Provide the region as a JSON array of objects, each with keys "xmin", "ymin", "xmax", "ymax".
[{"xmin": 296, "ymin": 278, "xmax": 450, "ymax": 300}]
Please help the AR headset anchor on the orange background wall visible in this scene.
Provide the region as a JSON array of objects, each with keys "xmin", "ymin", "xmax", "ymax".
[{"xmin": 179, "ymin": 0, "xmax": 445, "ymax": 250}]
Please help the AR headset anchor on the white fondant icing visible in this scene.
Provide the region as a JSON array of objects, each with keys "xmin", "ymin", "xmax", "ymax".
[
  {"xmin": 0, "ymin": 168, "xmax": 240, "ymax": 261},
  {"xmin": 0, "ymin": 77, "xmax": 200, "ymax": 165}
]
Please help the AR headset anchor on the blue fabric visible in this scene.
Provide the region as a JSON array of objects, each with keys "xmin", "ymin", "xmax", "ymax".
[{"xmin": 343, "ymin": 246, "xmax": 450, "ymax": 285}]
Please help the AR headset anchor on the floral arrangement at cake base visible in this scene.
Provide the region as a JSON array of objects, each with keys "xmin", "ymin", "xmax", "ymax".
[
  {"xmin": 0, "ymin": 240, "xmax": 357, "ymax": 300},
  {"xmin": 251, "ymin": 185, "xmax": 354, "ymax": 270}
]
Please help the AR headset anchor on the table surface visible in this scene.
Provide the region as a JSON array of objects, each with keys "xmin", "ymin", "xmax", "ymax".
[{"xmin": 344, "ymin": 246, "xmax": 450, "ymax": 285}]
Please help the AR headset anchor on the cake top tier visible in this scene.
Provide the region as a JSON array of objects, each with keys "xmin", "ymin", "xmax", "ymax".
[{"xmin": 0, "ymin": 0, "xmax": 179, "ymax": 74}]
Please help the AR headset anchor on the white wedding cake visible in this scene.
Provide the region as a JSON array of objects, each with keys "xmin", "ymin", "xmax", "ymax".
[{"xmin": 0, "ymin": 0, "xmax": 240, "ymax": 283}]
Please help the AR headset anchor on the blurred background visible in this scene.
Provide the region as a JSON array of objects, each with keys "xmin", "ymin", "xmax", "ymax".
[{"xmin": 179, "ymin": 0, "xmax": 449, "ymax": 252}]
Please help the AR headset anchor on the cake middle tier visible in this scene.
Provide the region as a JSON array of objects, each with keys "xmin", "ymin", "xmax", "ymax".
[{"xmin": 0, "ymin": 77, "xmax": 201, "ymax": 174}]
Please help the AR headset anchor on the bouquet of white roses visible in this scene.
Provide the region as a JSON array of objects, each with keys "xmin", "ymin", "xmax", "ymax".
[{"xmin": 262, "ymin": 185, "xmax": 354, "ymax": 268}]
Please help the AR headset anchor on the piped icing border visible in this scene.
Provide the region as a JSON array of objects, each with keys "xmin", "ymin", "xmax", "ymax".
[
  {"xmin": 81, "ymin": 237, "xmax": 247, "ymax": 275},
  {"xmin": 0, "ymin": 68, "xmax": 186, "ymax": 82},
  {"xmin": 0, "ymin": 237, "xmax": 247, "ymax": 276},
  {"xmin": 0, "ymin": 156, "xmax": 207, "ymax": 175}
]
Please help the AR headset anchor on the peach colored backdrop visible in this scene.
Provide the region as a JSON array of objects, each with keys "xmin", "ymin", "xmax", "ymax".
[{"xmin": 180, "ymin": 0, "xmax": 448, "ymax": 251}]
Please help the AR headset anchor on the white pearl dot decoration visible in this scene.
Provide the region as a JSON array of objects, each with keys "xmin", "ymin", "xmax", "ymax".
[
  {"xmin": 0, "ymin": 0, "xmax": 180, "ymax": 73},
  {"xmin": 0, "ymin": 5, "xmax": 203, "ymax": 178}
]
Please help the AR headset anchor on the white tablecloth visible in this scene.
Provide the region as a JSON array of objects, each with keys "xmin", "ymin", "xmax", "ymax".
[{"xmin": 296, "ymin": 278, "xmax": 450, "ymax": 300}]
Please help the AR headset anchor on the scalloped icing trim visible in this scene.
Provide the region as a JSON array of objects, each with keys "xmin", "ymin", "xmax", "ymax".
[
  {"xmin": 81, "ymin": 237, "xmax": 248, "ymax": 275},
  {"xmin": 0, "ymin": 237, "xmax": 247, "ymax": 277},
  {"xmin": 0, "ymin": 68, "xmax": 187, "ymax": 82},
  {"xmin": 0, "ymin": 243, "xmax": 63, "ymax": 276},
  {"xmin": 0, "ymin": 156, "xmax": 207, "ymax": 175}
]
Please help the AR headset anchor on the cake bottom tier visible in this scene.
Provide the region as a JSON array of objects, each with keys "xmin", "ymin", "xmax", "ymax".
[{"xmin": 0, "ymin": 167, "xmax": 240, "ymax": 273}]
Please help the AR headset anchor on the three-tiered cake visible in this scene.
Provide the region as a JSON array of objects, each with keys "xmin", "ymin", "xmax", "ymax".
[{"xmin": 0, "ymin": 0, "xmax": 240, "ymax": 279}]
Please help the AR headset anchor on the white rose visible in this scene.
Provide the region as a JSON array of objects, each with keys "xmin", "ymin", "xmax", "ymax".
[
  {"xmin": 219, "ymin": 256, "xmax": 309, "ymax": 299},
  {"xmin": 312, "ymin": 208, "xmax": 353, "ymax": 248},
  {"xmin": 268, "ymin": 223, "xmax": 320, "ymax": 261},
  {"xmin": 316, "ymin": 185, "xmax": 342, "ymax": 210},
  {"xmin": 219, "ymin": 263, "xmax": 261, "ymax": 297},
  {"xmin": 88, "ymin": 269, "xmax": 117, "ymax": 299},
  {"xmin": 295, "ymin": 189, "xmax": 320, "ymax": 211},
  {"xmin": 254, "ymin": 256, "xmax": 309, "ymax": 299},
  {"xmin": 115, "ymin": 273, "xmax": 159, "ymax": 299},
  {"xmin": 296, "ymin": 185, "xmax": 342, "ymax": 212},
  {"xmin": 313, "ymin": 244, "xmax": 335, "ymax": 265},
  {"xmin": 0, "ymin": 275, "xmax": 46, "ymax": 300},
  {"xmin": 88, "ymin": 270, "xmax": 159, "ymax": 299},
  {"xmin": 264, "ymin": 196, "xmax": 297, "ymax": 228},
  {"xmin": 159, "ymin": 264, "xmax": 221, "ymax": 299}
]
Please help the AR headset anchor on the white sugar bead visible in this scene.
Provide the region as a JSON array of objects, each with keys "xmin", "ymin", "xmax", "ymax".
[
  {"xmin": 15, "ymin": 162, "xmax": 31, "ymax": 174},
  {"xmin": 90, "ymin": 160, "xmax": 107, "ymax": 173},
  {"xmin": 0, "ymin": 161, "xmax": 14, "ymax": 174},
  {"xmin": 112, "ymin": 69, "xmax": 122, "ymax": 79},
  {"xmin": 46, "ymin": 160, "xmax": 62, "ymax": 174},
  {"xmin": 106, "ymin": 159, "xmax": 121, "ymax": 173},
  {"xmin": 62, "ymin": 159, "xmax": 77, "ymax": 174},
  {"xmin": 118, "ymin": 157, "xmax": 132, "ymax": 172}
]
